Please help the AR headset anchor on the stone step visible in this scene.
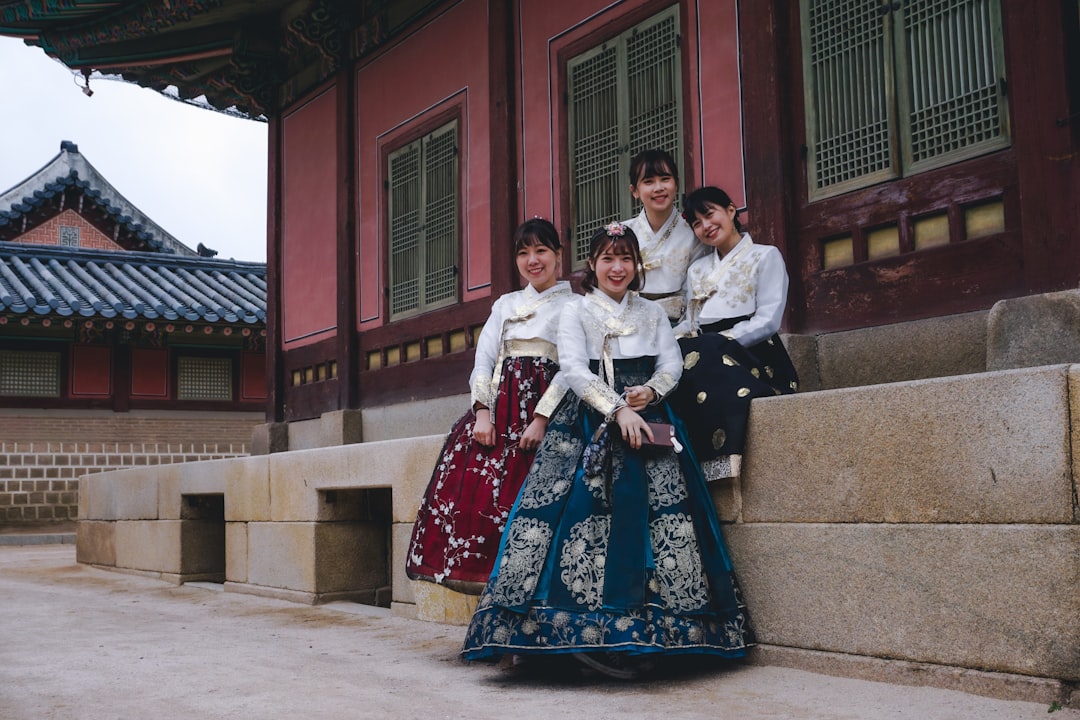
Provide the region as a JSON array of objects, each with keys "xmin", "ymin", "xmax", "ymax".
[{"xmin": 0, "ymin": 532, "xmax": 75, "ymax": 546}]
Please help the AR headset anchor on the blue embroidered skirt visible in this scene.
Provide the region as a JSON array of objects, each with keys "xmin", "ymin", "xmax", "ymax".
[{"xmin": 461, "ymin": 357, "xmax": 754, "ymax": 661}]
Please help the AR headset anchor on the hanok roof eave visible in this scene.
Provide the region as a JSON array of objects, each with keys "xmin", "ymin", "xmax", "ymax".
[
  {"xmin": 0, "ymin": 142, "xmax": 199, "ymax": 257},
  {"xmin": 0, "ymin": 242, "xmax": 266, "ymax": 325}
]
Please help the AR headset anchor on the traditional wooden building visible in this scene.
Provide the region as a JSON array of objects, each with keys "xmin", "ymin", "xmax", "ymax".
[
  {"xmin": 0, "ymin": 140, "xmax": 267, "ymax": 524},
  {"xmin": 2, "ymin": 0, "xmax": 1076, "ymax": 442}
]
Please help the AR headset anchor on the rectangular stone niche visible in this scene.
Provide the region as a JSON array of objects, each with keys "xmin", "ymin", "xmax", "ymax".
[
  {"xmin": 181, "ymin": 494, "xmax": 226, "ymax": 583},
  {"xmin": 317, "ymin": 488, "xmax": 392, "ymax": 607}
]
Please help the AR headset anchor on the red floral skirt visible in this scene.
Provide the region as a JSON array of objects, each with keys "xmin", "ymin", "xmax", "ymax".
[{"xmin": 406, "ymin": 356, "xmax": 558, "ymax": 594}]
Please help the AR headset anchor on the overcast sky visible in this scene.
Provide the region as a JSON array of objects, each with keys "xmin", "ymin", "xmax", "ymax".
[{"xmin": 0, "ymin": 35, "xmax": 268, "ymax": 262}]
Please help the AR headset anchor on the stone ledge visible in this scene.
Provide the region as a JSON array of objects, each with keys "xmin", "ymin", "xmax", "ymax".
[
  {"xmin": 726, "ymin": 523, "xmax": 1080, "ymax": 681},
  {"xmin": 743, "ymin": 364, "xmax": 1075, "ymax": 523},
  {"xmin": 266, "ymin": 435, "xmax": 444, "ymax": 523},
  {"xmin": 749, "ymin": 645, "xmax": 1075, "ymax": 708}
]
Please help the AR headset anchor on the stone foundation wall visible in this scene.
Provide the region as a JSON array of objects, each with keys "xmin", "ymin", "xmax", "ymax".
[
  {"xmin": 0, "ymin": 412, "xmax": 260, "ymax": 525},
  {"xmin": 77, "ymin": 363, "xmax": 1080, "ymax": 706}
]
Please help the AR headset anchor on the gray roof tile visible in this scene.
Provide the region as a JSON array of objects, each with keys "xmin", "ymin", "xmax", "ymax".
[{"xmin": 0, "ymin": 243, "xmax": 265, "ymax": 324}]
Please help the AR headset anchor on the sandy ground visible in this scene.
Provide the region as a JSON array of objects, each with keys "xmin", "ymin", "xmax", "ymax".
[{"xmin": 0, "ymin": 544, "xmax": 1075, "ymax": 720}]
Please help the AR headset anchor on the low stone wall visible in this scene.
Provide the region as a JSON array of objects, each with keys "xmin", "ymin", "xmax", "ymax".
[
  {"xmin": 0, "ymin": 411, "xmax": 259, "ymax": 525},
  {"xmin": 724, "ymin": 363, "xmax": 1079, "ymax": 704},
  {"xmin": 77, "ymin": 364, "xmax": 1080, "ymax": 706}
]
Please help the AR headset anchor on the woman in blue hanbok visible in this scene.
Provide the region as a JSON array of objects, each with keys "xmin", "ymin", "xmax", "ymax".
[{"xmin": 461, "ymin": 222, "xmax": 754, "ymax": 679}]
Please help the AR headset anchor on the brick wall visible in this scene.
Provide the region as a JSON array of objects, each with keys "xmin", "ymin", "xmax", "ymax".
[
  {"xmin": 14, "ymin": 209, "xmax": 124, "ymax": 251},
  {"xmin": 0, "ymin": 412, "xmax": 261, "ymax": 525}
]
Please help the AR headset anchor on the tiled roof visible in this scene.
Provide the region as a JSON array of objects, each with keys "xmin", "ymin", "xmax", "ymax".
[
  {"xmin": 0, "ymin": 243, "xmax": 266, "ymax": 324},
  {"xmin": 0, "ymin": 142, "xmax": 198, "ymax": 256}
]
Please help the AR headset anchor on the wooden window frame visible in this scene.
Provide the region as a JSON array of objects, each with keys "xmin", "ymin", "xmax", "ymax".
[
  {"xmin": 562, "ymin": 4, "xmax": 685, "ymax": 268},
  {"xmin": 800, "ymin": 0, "xmax": 1011, "ymax": 202},
  {"xmin": 0, "ymin": 345, "xmax": 63, "ymax": 399},
  {"xmin": 173, "ymin": 349, "xmax": 235, "ymax": 404},
  {"xmin": 383, "ymin": 112, "xmax": 462, "ymax": 322}
]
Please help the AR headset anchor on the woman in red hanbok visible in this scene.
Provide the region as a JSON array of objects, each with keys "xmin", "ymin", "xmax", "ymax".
[{"xmin": 406, "ymin": 218, "xmax": 575, "ymax": 593}]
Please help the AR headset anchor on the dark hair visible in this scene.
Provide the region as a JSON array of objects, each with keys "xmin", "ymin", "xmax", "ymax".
[
  {"xmin": 513, "ymin": 217, "xmax": 561, "ymax": 253},
  {"xmin": 580, "ymin": 223, "xmax": 644, "ymax": 293},
  {"xmin": 681, "ymin": 186, "xmax": 743, "ymax": 233},
  {"xmin": 628, "ymin": 148, "xmax": 680, "ymax": 188}
]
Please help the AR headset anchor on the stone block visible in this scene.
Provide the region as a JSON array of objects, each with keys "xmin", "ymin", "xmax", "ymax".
[
  {"xmin": 782, "ymin": 333, "xmax": 820, "ymax": 393},
  {"xmin": 1070, "ymin": 366, "xmax": 1080, "ymax": 516},
  {"xmin": 75, "ymin": 520, "xmax": 115, "ymax": 566},
  {"xmin": 77, "ymin": 477, "xmax": 89, "ymax": 520},
  {"xmin": 82, "ymin": 467, "xmax": 160, "ymax": 521},
  {"xmin": 987, "ymin": 289, "xmax": 1080, "ymax": 371},
  {"xmin": 391, "ymin": 522, "xmax": 416, "ymax": 605},
  {"xmin": 267, "ymin": 449, "xmax": 332, "ymax": 522},
  {"xmin": 225, "ymin": 581, "xmax": 316, "ymax": 605},
  {"xmin": 816, "ymin": 311, "xmax": 987, "ymax": 390},
  {"xmin": 179, "ymin": 458, "xmax": 230, "ymax": 495},
  {"xmin": 153, "ymin": 464, "xmax": 187, "ymax": 520},
  {"xmin": 250, "ymin": 421, "xmax": 289, "ymax": 455},
  {"xmin": 247, "ymin": 522, "xmax": 316, "ymax": 592},
  {"xmin": 412, "ymin": 581, "xmax": 479, "ymax": 626},
  {"xmin": 114, "ymin": 520, "xmax": 182, "ymax": 574},
  {"xmin": 385, "ymin": 438, "xmax": 444, "ymax": 523},
  {"xmin": 391, "ymin": 601, "xmax": 419, "ymax": 620},
  {"xmin": 223, "ymin": 455, "xmax": 271, "ymax": 522},
  {"xmin": 743, "ymin": 366, "xmax": 1074, "ymax": 523},
  {"xmin": 361, "ymin": 394, "xmax": 468, "ymax": 442},
  {"xmin": 266, "ymin": 437, "xmax": 443, "ymax": 523},
  {"xmin": 314, "ymin": 522, "xmax": 388, "ymax": 595},
  {"xmin": 225, "ymin": 522, "xmax": 248, "ymax": 583},
  {"xmin": 707, "ymin": 477, "xmax": 742, "ymax": 523},
  {"xmin": 725, "ymin": 523, "xmax": 1080, "ymax": 681},
  {"xmin": 267, "ymin": 449, "xmax": 339, "ymax": 522},
  {"xmin": 750, "ymin": 645, "xmax": 1070, "ymax": 707},
  {"xmin": 287, "ymin": 410, "xmax": 364, "ymax": 451}
]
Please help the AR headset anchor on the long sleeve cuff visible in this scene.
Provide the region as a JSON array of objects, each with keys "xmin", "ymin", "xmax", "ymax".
[
  {"xmin": 580, "ymin": 379, "xmax": 624, "ymax": 417},
  {"xmin": 533, "ymin": 380, "xmax": 568, "ymax": 419},
  {"xmin": 645, "ymin": 371, "xmax": 678, "ymax": 401},
  {"xmin": 470, "ymin": 374, "xmax": 495, "ymax": 410}
]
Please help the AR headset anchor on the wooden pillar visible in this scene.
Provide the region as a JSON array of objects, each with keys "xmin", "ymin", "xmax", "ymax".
[
  {"xmin": 265, "ymin": 115, "xmax": 284, "ymax": 423},
  {"xmin": 335, "ymin": 67, "xmax": 359, "ymax": 411}
]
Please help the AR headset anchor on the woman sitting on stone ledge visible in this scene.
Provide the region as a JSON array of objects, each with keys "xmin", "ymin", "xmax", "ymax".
[{"xmin": 669, "ymin": 186, "xmax": 799, "ymax": 478}]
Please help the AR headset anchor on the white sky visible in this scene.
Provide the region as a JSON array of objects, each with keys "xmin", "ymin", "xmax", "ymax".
[{"xmin": 0, "ymin": 36, "xmax": 268, "ymax": 262}]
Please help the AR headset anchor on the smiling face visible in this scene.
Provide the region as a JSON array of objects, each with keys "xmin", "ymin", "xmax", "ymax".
[
  {"xmin": 589, "ymin": 239, "xmax": 638, "ymax": 302},
  {"xmin": 630, "ymin": 163, "xmax": 678, "ymax": 221},
  {"xmin": 689, "ymin": 201, "xmax": 741, "ymax": 255},
  {"xmin": 515, "ymin": 239, "xmax": 559, "ymax": 292}
]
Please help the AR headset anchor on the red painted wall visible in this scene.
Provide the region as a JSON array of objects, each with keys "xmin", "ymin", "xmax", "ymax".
[
  {"xmin": 355, "ymin": 0, "xmax": 493, "ymax": 330},
  {"xmin": 282, "ymin": 87, "xmax": 339, "ymax": 347},
  {"xmin": 241, "ymin": 351, "xmax": 267, "ymax": 401},
  {"xmin": 130, "ymin": 347, "xmax": 169, "ymax": 398},
  {"xmin": 69, "ymin": 344, "xmax": 111, "ymax": 397},
  {"xmin": 515, "ymin": 0, "xmax": 744, "ymax": 220}
]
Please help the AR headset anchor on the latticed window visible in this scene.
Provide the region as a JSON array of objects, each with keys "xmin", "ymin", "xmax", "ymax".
[
  {"xmin": 0, "ymin": 350, "xmax": 61, "ymax": 397},
  {"xmin": 387, "ymin": 121, "xmax": 459, "ymax": 319},
  {"xmin": 177, "ymin": 356, "xmax": 232, "ymax": 401},
  {"xmin": 801, "ymin": 0, "xmax": 1010, "ymax": 200},
  {"xmin": 567, "ymin": 6, "xmax": 683, "ymax": 265}
]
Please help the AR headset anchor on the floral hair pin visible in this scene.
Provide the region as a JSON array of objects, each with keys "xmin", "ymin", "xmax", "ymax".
[{"xmin": 605, "ymin": 222, "xmax": 626, "ymax": 237}]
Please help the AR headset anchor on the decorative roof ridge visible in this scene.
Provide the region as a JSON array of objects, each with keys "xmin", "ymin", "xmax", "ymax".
[
  {"xmin": 0, "ymin": 239, "xmax": 266, "ymax": 274},
  {"xmin": 0, "ymin": 141, "xmax": 199, "ymax": 257}
]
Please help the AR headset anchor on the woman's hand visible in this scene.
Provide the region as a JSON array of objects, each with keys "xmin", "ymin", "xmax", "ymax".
[
  {"xmin": 472, "ymin": 409, "xmax": 496, "ymax": 447},
  {"xmin": 623, "ymin": 385, "xmax": 656, "ymax": 411},
  {"xmin": 614, "ymin": 406, "xmax": 654, "ymax": 449},
  {"xmin": 518, "ymin": 415, "xmax": 548, "ymax": 451}
]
